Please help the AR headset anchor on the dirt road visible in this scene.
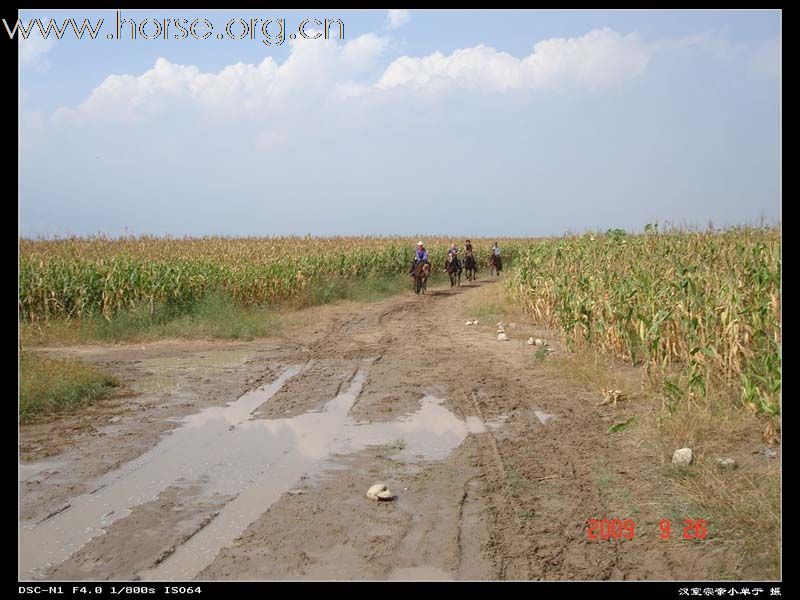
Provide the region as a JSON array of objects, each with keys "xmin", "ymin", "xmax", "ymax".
[{"xmin": 19, "ymin": 279, "xmax": 713, "ymax": 581}]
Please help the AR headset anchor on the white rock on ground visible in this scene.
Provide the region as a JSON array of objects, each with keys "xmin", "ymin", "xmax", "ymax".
[
  {"xmin": 527, "ymin": 337, "xmax": 535, "ymax": 345},
  {"xmin": 672, "ymin": 448, "xmax": 694, "ymax": 466},
  {"xmin": 716, "ymin": 458, "xmax": 737, "ymax": 470},
  {"xmin": 366, "ymin": 483, "xmax": 394, "ymax": 501},
  {"xmin": 758, "ymin": 447, "xmax": 777, "ymax": 459},
  {"xmin": 497, "ymin": 333, "xmax": 509, "ymax": 341}
]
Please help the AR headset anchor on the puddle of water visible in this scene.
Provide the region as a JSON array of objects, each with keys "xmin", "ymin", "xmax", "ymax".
[
  {"xmin": 20, "ymin": 361, "xmax": 495, "ymax": 581},
  {"xmin": 19, "ymin": 459, "xmax": 63, "ymax": 483},
  {"xmin": 534, "ymin": 410, "xmax": 556, "ymax": 425},
  {"xmin": 19, "ymin": 365, "xmax": 301, "ymax": 580},
  {"xmin": 350, "ymin": 398, "xmax": 486, "ymax": 463}
]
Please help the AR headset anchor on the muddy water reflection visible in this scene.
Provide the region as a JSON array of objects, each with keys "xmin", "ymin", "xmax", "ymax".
[{"xmin": 20, "ymin": 360, "xmax": 490, "ymax": 581}]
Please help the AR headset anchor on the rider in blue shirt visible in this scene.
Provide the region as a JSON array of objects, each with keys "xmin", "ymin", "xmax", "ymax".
[{"xmin": 409, "ymin": 241, "xmax": 429, "ymax": 274}]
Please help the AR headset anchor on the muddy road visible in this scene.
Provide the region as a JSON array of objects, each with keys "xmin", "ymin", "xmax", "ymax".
[{"xmin": 20, "ymin": 279, "xmax": 712, "ymax": 581}]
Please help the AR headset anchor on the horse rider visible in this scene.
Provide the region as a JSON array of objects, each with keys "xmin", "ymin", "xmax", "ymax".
[
  {"xmin": 447, "ymin": 243, "xmax": 461, "ymax": 272},
  {"xmin": 409, "ymin": 241, "xmax": 429, "ymax": 275},
  {"xmin": 464, "ymin": 239, "xmax": 476, "ymax": 270},
  {"xmin": 491, "ymin": 241, "xmax": 502, "ymax": 273},
  {"xmin": 464, "ymin": 240, "xmax": 475, "ymax": 265}
]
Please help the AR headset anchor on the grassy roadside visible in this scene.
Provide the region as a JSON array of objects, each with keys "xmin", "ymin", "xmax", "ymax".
[
  {"xmin": 20, "ymin": 273, "xmax": 448, "ymax": 347},
  {"xmin": 19, "ymin": 352, "xmax": 121, "ymax": 424},
  {"xmin": 466, "ymin": 276, "xmax": 781, "ymax": 580},
  {"xmin": 19, "ymin": 272, "xmax": 449, "ymax": 424}
]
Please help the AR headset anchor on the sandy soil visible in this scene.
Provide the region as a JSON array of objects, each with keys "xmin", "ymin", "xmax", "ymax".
[{"xmin": 20, "ymin": 279, "xmax": 719, "ymax": 581}]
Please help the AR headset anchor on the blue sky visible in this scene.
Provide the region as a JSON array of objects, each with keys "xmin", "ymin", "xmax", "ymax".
[{"xmin": 18, "ymin": 9, "xmax": 780, "ymax": 237}]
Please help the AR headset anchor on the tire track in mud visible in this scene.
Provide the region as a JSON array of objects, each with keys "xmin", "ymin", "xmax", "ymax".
[
  {"xmin": 448, "ymin": 381, "xmax": 519, "ymax": 579},
  {"xmin": 21, "ymin": 280, "xmax": 713, "ymax": 581},
  {"xmin": 192, "ymin": 282, "xmax": 624, "ymax": 579}
]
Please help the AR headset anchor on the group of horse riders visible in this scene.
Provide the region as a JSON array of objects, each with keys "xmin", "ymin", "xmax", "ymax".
[{"xmin": 408, "ymin": 240, "xmax": 502, "ymax": 277}]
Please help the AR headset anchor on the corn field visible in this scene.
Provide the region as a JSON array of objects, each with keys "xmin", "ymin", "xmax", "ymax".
[
  {"xmin": 20, "ymin": 236, "xmax": 523, "ymax": 321},
  {"xmin": 509, "ymin": 226, "xmax": 781, "ymax": 414}
]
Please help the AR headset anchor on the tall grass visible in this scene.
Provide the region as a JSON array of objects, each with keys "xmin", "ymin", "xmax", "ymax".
[
  {"xmin": 20, "ymin": 236, "xmax": 521, "ymax": 322},
  {"xmin": 509, "ymin": 226, "xmax": 780, "ymax": 415},
  {"xmin": 19, "ymin": 352, "xmax": 119, "ymax": 423}
]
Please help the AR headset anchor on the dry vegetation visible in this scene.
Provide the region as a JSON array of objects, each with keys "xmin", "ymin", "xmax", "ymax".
[{"xmin": 501, "ymin": 226, "xmax": 781, "ymax": 579}]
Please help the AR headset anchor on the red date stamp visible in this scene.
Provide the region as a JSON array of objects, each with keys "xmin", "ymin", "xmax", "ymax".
[
  {"xmin": 587, "ymin": 518, "xmax": 708, "ymax": 541},
  {"xmin": 586, "ymin": 518, "xmax": 636, "ymax": 541}
]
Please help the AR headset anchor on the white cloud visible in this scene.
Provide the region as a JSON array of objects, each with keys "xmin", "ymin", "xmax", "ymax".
[
  {"xmin": 19, "ymin": 32, "xmax": 56, "ymax": 72},
  {"xmin": 49, "ymin": 26, "xmax": 757, "ymax": 125},
  {"xmin": 64, "ymin": 33, "xmax": 389, "ymax": 122},
  {"xmin": 341, "ymin": 32, "xmax": 390, "ymax": 71},
  {"xmin": 21, "ymin": 24, "xmax": 780, "ymax": 238},
  {"xmin": 386, "ymin": 10, "xmax": 411, "ymax": 30},
  {"xmin": 378, "ymin": 28, "xmax": 650, "ymax": 92}
]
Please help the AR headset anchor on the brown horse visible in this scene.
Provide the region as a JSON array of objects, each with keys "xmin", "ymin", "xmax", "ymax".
[
  {"xmin": 445, "ymin": 253, "xmax": 461, "ymax": 287},
  {"xmin": 413, "ymin": 261, "xmax": 432, "ymax": 294},
  {"xmin": 490, "ymin": 253, "xmax": 503, "ymax": 276}
]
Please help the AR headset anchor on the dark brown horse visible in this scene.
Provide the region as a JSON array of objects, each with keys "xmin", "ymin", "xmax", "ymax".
[
  {"xmin": 413, "ymin": 261, "xmax": 431, "ymax": 294},
  {"xmin": 445, "ymin": 253, "xmax": 461, "ymax": 287},
  {"xmin": 464, "ymin": 252, "xmax": 477, "ymax": 281}
]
